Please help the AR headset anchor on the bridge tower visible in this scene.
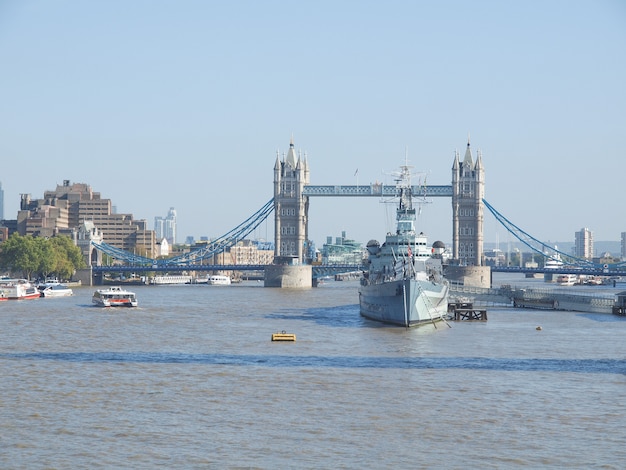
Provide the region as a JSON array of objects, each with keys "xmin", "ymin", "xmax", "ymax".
[
  {"xmin": 265, "ymin": 137, "xmax": 312, "ymax": 287},
  {"xmin": 452, "ymin": 138, "xmax": 485, "ymax": 266},
  {"xmin": 272, "ymin": 137, "xmax": 310, "ymax": 262}
]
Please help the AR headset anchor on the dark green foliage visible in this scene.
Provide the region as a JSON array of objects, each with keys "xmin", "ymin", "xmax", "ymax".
[{"xmin": 0, "ymin": 233, "xmax": 86, "ymax": 280}]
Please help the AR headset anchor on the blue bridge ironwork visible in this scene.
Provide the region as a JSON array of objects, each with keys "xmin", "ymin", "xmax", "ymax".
[
  {"xmin": 92, "ymin": 198, "xmax": 274, "ymax": 266},
  {"xmin": 483, "ymin": 199, "xmax": 626, "ymax": 273}
]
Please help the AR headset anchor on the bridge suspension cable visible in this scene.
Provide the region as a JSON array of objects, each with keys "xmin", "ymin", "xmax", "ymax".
[
  {"xmin": 92, "ymin": 198, "xmax": 275, "ymax": 266},
  {"xmin": 482, "ymin": 199, "xmax": 626, "ymax": 269}
]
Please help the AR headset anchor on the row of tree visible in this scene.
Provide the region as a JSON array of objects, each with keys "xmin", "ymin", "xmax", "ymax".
[{"xmin": 0, "ymin": 233, "xmax": 85, "ymax": 280}]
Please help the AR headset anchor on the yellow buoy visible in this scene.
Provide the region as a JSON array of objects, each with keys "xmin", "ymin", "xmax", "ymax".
[{"xmin": 272, "ymin": 330, "xmax": 296, "ymax": 342}]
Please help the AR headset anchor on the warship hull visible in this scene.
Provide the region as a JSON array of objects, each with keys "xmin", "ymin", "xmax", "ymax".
[{"xmin": 359, "ymin": 278, "xmax": 449, "ymax": 327}]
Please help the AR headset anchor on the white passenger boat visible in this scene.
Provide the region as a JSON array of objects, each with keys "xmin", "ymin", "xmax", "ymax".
[
  {"xmin": 0, "ymin": 278, "xmax": 41, "ymax": 300},
  {"xmin": 39, "ymin": 283, "xmax": 74, "ymax": 297},
  {"xmin": 207, "ymin": 275, "xmax": 231, "ymax": 286},
  {"xmin": 149, "ymin": 275, "xmax": 192, "ymax": 285},
  {"xmin": 556, "ymin": 274, "xmax": 578, "ymax": 286},
  {"xmin": 358, "ymin": 164, "xmax": 449, "ymax": 327},
  {"xmin": 92, "ymin": 286, "xmax": 138, "ymax": 307}
]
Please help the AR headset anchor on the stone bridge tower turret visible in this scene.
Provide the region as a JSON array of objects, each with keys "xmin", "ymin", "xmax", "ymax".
[
  {"xmin": 452, "ymin": 137, "xmax": 485, "ymax": 266},
  {"xmin": 265, "ymin": 137, "xmax": 312, "ymax": 288},
  {"xmin": 273, "ymin": 136, "xmax": 310, "ymax": 263}
]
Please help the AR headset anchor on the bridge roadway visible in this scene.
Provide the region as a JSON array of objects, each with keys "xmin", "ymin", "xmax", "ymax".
[
  {"xmin": 91, "ymin": 264, "xmax": 363, "ymax": 278},
  {"xmin": 92, "ymin": 264, "xmax": 626, "ymax": 278}
]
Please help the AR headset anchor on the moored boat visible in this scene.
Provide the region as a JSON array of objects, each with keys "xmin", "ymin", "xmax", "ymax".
[
  {"xmin": 207, "ymin": 275, "xmax": 231, "ymax": 286},
  {"xmin": 39, "ymin": 283, "xmax": 74, "ymax": 297},
  {"xmin": 583, "ymin": 276, "xmax": 604, "ymax": 286},
  {"xmin": 358, "ymin": 163, "xmax": 449, "ymax": 327},
  {"xmin": 92, "ymin": 286, "xmax": 138, "ymax": 307},
  {"xmin": 543, "ymin": 248, "xmax": 564, "ymax": 282},
  {"xmin": 0, "ymin": 278, "xmax": 41, "ymax": 300},
  {"xmin": 556, "ymin": 274, "xmax": 578, "ymax": 286},
  {"xmin": 149, "ymin": 275, "xmax": 192, "ymax": 285}
]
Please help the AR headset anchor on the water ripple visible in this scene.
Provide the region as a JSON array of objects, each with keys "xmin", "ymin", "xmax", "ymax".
[{"xmin": 1, "ymin": 351, "xmax": 624, "ymax": 374}]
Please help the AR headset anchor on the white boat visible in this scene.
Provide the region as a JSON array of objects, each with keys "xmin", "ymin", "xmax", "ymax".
[
  {"xmin": 556, "ymin": 274, "xmax": 578, "ymax": 286},
  {"xmin": 92, "ymin": 286, "xmax": 138, "ymax": 307},
  {"xmin": 544, "ymin": 254, "xmax": 564, "ymax": 270},
  {"xmin": 583, "ymin": 276, "xmax": 604, "ymax": 286},
  {"xmin": 149, "ymin": 275, "xmax": 192, "ymax": 285},
  {"xmin": 0, "ymin": 278, "xmax": 41, "ymax": 300},
  {"xmin": 358, "ymin": 164, "xmax": 449, "ymax": 327},
  {"xmin": 544, "ymin": 248, "xmax": 564, "ymax": 282},
  {"xmin": 39, "ymin": 283, "xmax": 74, "ymax": 297},
  {"xmin": 207, "ymin": 275, "xmax": 231, "ymax": 286}
]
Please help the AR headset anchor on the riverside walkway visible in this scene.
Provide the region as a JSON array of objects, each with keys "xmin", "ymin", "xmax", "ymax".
[{"xmin": 449, "ymin": 283, "xmax": 619, "ymax": 314}]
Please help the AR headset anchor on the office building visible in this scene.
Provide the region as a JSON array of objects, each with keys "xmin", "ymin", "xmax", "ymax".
[
  {"xmin": 574, "ymin": 227, "xmax": 593, "ymax": 259},
  {"xmin": 320, "ymin": 231, "xmax": 364, "ymax": 265},
  {"xmin": 154, "ymin": 207, "xmax": 177, "ymax": 245},
  {"xmin": 16, "ymin": 180, "xmax": 156, "ymax": 257}
]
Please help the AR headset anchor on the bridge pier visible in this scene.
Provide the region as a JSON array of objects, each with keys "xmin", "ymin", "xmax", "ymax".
[
  {"xmin": 444, "ymin": 265, "xmax": 491, "ymax": 288},
  {"xmin": 264, "ymin": 264, "xmax": 312, "ymax": 288},
  {"xmin": 74, "ymin": 267, "xmax": 94, "ymax": 287}
]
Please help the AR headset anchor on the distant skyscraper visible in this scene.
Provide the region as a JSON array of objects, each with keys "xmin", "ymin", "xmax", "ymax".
[
  {"xmin": 574, "ymin": 227, "xmax": 593, "ymax": 259},
  {"xmin": 154, "ymin": 207, "xmax": 177, "ymax": 245},
  {"xmin": 621, "ymin": 232, "xmax": 626, "ymax": 260},
  {"xmin": 165, "ymin": 207, "xmax": 177, "ymax": 245},
  {"xmin": 154, "ymin": 216, "xmax": 165, "ymax": 241}
]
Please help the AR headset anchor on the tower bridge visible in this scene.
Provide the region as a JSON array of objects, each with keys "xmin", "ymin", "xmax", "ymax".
[{"xmin": 88, "ymin": 137, "xmax": 626, "ymax": 286}]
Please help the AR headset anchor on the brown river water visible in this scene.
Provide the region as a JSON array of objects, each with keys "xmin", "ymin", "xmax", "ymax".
[{"xmin": 1, "ymin": 274, "xmax": 625, "ymax": 468}]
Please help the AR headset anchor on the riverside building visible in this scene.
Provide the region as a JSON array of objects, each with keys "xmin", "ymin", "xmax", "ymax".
[
  {"xmin": 16, "ymin": 180, "xmax": 156, "ymax": 257},
  {"xmin": 320, "ymin": 232, "xmax": 364, "ymax": 265}
]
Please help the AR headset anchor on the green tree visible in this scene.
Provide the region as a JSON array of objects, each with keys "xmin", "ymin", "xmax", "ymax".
[
  {"xmin": 0, "ymin": 233, "xmax": 41, "ymax": 279},
  {"xmin": 36, "ymin": 236, "xmax": 60, "ymax": 280},
  {"xmin": 0, "ymin": 233, "xmax": 86, "ymax": 280},
  {"xmin": 50, "ymin": 236, "xmax": 85, "ymax": 279}
]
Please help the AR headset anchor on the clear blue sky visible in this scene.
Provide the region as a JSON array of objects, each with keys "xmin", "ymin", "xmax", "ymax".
[{"xmin": 1, "ymin": 0, "xmax": 624, "ymax": 250}]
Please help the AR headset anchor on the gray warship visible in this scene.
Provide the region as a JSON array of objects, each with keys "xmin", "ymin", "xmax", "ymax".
[{"xmin": 358, "ymin": 164, "xmax": 449, "ymax": 327}]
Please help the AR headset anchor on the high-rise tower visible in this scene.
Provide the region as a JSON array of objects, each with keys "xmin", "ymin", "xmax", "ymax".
[
  {"xmin": 452, "ymin": 138, "xmax": 485, "ymax": 266},
  {"xmin": 154, "ymin": 207, "xmax": 177, "ymax": 245},
  {"xmin": 575, "ymin": 227, "xmax": 593, "ymax": 259},
  {"xmin": 165, "ymin": 207, "xmax": 177, "ymax": 245}
]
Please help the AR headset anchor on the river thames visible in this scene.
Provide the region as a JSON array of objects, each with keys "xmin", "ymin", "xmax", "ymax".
[{"xmin": 1, "ymin": 274, "xmax": 625, "ymax": 469}]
